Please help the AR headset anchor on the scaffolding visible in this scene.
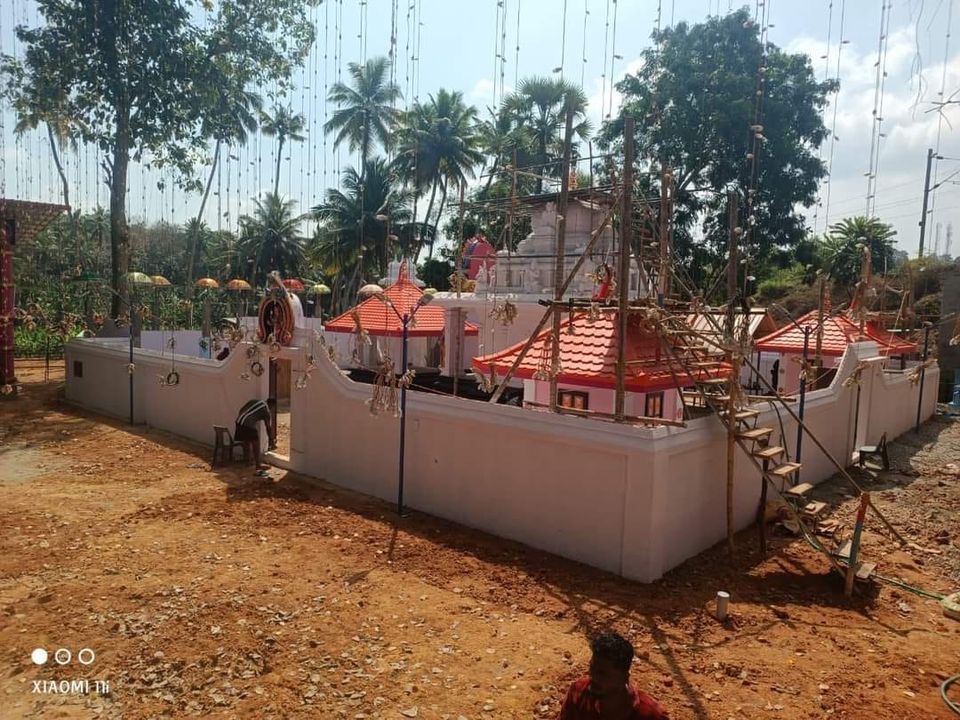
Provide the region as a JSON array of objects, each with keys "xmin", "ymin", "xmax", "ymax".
[{"xmin": 456, "ymin": 114, "xmax": 936, "ymax": 596}]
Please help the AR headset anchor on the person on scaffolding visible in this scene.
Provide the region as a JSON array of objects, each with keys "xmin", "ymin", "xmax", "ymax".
[
  {"xmin": 557, "ymin": 631, "xmax": 669, "ymax": 719},
  {"xmin": 235, "ymin": 398, "xmax": 276, "ymax": 477}
]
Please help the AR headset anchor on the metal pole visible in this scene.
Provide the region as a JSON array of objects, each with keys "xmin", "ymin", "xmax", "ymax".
[
  {"xmin": 918, "ymin": 148, "xmax": 934, "ymax": 258},
  {"xmin": 615, "ymin": 115, "xmax": 634, "ymax": 421},
  {"xmin": 128, "ymin": 303, "xmax": 135, "ymax": 425},
  {"xmin": 915, "ymin": 324, "xmax": 931, "ymax": 432},
  {"xmin": 795, "ymin": 327, "xmax": 811, "ymax": 472},
  {"xmin": 398, "ymin": 314, "xmax": 410, "ymax": 515}
]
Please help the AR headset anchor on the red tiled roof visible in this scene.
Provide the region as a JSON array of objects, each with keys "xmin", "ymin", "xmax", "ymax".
[
  {"xmin": 324, "ymin": 271, "xmax": 479, "ymax": 338},
  {"xmin": 472, "ymin": 312, "xmax": 730, "ymax": 393},
  {"xmin": 756, "ymin": 311, "xmax": 916, "ymax": 356}
]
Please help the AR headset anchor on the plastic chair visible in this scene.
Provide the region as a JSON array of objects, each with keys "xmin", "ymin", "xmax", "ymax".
[{"xmin": 212, "ymin": 425, "xmax": 249, "ymax": 467}]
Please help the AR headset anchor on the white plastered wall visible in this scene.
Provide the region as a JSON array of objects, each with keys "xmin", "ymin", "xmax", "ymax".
[{"xmin": 64, "ymin": 337, "xmax": 939, "ymax": 583}]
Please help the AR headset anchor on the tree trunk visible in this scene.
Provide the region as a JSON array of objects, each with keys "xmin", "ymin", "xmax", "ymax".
[
  {"xmin": 109, "ymin": 117, "xmax": 131, "ymax": 319},
  {"xmin": 419, "ymin": 178, "xmax": 439, "ymax": 260},
  {"xmin": 189, "ymin": 139, "xmax": 221, "ymax": 291},
  {"xmin": 537, "ymin": 134, "xmax": 547, "ymax": 194},
  {"xmin": 430, "ymin": 178, "xmax": 449, "ymax": 260},
  {"xmin": 274, "ymin": 136, "xmax": 284, "ymax": 197},
  {"xmin": 46, "ymin": 124, "xmax": 70, "ymax": 209}
]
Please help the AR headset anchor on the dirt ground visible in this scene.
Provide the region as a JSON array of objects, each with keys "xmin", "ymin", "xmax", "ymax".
[{"xmin": 1, "ymin": 360, "xmax": 958, "ymax": 720}]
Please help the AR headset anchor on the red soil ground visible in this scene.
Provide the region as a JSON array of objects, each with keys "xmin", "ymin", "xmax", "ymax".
[{"xmin": 1, "ymin": 360, "xmax": 958, "ymax": 719}]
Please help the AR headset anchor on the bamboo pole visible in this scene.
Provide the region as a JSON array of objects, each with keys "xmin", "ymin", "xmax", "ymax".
[
  {"xmin": 658, "ymin": 167, "xmax": 671, "ymax": 302},
  {"xmin": 726, "ymin": 192, "xmax": 739, "ymax": 561},
  {"xmin": 453, "ymin": 183, "xmax": 466, "ymax": 397},
  {"xmin": 549, "ymin": 108, "xmax": 576, "ymax": 412},
  {"xmin": 615, "ymin": 116, "xmax": 634, "ymax": 421}
]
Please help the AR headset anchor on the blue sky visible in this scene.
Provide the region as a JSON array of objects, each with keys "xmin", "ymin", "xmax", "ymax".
[{"xmin": 2, "ymin": 0, "xmax": 959, "ymax": 257}]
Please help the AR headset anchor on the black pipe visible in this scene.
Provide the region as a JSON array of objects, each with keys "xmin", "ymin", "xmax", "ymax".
[
  {"xmin": 915, "ymin": 324, "xmax": 931, "ymax": 433},
  {"xmin": 795, "ymin": 327, "xmax": 811, "ymax": 479},
  {"xmin": 397, "ymin": 314, "xmax": 410, "ymax": 516}
]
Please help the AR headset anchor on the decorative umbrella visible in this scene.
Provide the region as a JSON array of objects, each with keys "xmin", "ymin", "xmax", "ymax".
[
  {"xmin": 308, "ymin": 283, "xmax": 331, "ymax": 296},
  {"xmin": 195, "ymin": 277, "xmax": 220, "ymax": 289},
  {"xmin": 151, "ymin": 275, "xmax": 171, "ymax": 287},
  {"xmin": 358, "ymin": 283, "xmax": 384, "ymax": 299},
  {"xmin": 226, "ymin": 278, "xmax": 252, "ymax": 291},
  {"xmin": 282, "ymin": 278, "xmax": 305, "ymax": 292},
  {"xmin": 122, "ymin": 271, "xmax": 154, "ymax": 287}
]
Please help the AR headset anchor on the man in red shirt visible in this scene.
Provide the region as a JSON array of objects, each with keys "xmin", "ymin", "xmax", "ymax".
[{"xmin": 558, "ymin": 632, "xmax": 669, "ymax": 719}]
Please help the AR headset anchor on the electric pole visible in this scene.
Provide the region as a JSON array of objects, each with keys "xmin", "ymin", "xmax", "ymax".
[{"xmin": 918, "ymin": 147, "xmax": 934, "ymax": 258}]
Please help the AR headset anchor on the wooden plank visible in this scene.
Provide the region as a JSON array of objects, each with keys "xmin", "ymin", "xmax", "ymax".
[
  {"xmin": 856, "ymin": 561, "xmax": 877, "ymax": 580},
  {"xmin": 723, "ymin": 409, "xmax": 761, "ymax": 422},
  {"xmin": 770, "ymin": 462, "xmax": 802, "ymax": 478},
  {"xmin": 737, "ymin": 427, "xmax": 774, "ymax": 441},
  {"xmin": 802, "ymin": 500, "xmax": 828, "ymax": 518},
  {"xmin": 837, "ymin": 539, "xmax": 852, "ymax": 559},
  {"xmin": 784, "ymin": 481, "xmax": 814, "ymax": 498},
  {"xmin": 753, "ymin": 445, "xmax": 785, "ymax": 459},
  {"xmin": 699, "ymin": 377, "xmax": 729, "ymax": 386}
]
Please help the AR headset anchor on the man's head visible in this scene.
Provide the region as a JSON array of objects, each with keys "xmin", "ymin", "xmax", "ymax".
[{"xmin": 588, "ymin": 632, "xmax": 634, "ymax": 698}]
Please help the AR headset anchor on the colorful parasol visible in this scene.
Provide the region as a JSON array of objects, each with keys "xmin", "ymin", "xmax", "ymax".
[
  {"xmin": 309, "ymin": 283, "xmax": 331, "ymax": 295},
  {"xmin": 151, "ymin": 275, "xmax": 171, "ymax": 287},
  {"xmin": 226, "ymin": 278, "xmax": 252, "ymax": 291},
  {"xmin": 282, "ymin": 278, "xmax": 305, "ymax": 292},
  {"xmin": 195, "ymin": 277, "xmax": 220, "ymax": 289},
  {"xmin": 123, "ymin": 271, "xmax": 154, "ymax": 287}
]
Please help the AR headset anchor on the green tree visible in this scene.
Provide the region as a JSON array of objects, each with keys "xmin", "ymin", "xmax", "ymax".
[
  {"xmin": 239, "ymin": 194, "xmax": 307, "ymax": 286},
  {"xmin": 324, "ymin": 57, "xmax": 402, "ymax": 177},
  {"xmin": 188, "ymin": 84, "xmax": 262, "ymax": 290},
  {"xmin": 261, "ymin": 104, "xmax": 306, "ymax": 197},
  {"xmin": 820, "ymin": 216, "xmax": 897, "ymax": 286},
  {"xmin": 599, "ymin": 9, "xmax": 835, "ymax": 290},
  {"xmin": 311, "ymin": 158, "xmax": 414, "ymax": 311},
  {"xmin": 504, "ymin": 77, "xmax": 590, "ymax": 193},
  {"xmin": 5, "ymin": 0, "xmax": 316, "ymax": 317},
  {"xmin": 476, "ymin": 106, "xmax": 534, "ymax": 193},
  {"xmin": 394, "ymin": 89, "xmax": 484, "ymax": 258}
]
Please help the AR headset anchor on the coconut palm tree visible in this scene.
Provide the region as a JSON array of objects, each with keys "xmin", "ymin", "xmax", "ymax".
[
  {"xmin": 311, "ymin": 158, "xmax": 414, "ymax": 311},
  {"xmin": 820, "ymin": 216, "xmax": 897, "ymax": 286},
  {"xmin": 238, "ymin": 193, "xmax": 307, "ymax": 286},
  {"xmin": 393, "ymin": 89, "xmax": 483, "ymax": 258},
  {"xmin": 261, "ymin": 105, "xmax": 306, "ymax": 196},
  {"xmin": 188, "ymin": 85, "xmax": 262, "ymax": 289},
  {"xmin": 324, "ymin": 56, "xmax": 402, "ymax": 178},
  {"xmin": 504, "ymin": 77, "xmax": 591, "ymax": 192},
  {"xmin": 476, "ymin": 105, "xmax": 534, "ymax": 193}
]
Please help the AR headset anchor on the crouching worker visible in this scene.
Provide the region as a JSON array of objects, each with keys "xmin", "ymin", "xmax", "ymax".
[
  {"xmin": 558, "ymin": 631, "xmax": 669, "ymax": 719},
  {"xmin": 235, "ymin": 398, "xmax": 276, "ymax": 476}
]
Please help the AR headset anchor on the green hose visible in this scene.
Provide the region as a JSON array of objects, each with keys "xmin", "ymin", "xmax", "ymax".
[{"xmin": 943, "ymin": 674, "xmax": 960, "ymax": 716}]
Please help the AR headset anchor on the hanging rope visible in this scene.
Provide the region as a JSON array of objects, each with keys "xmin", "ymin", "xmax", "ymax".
[
  {"xmin": 823, "ymin": 0, "xmax": 847, "ymax": 229},
  {"xmin": 929, "ymin": 0, "xmax": 954, "ymax": 232},
  {"xmin": 580, "ymin": 0, "xmax": 590, "ymax": 88},
  {"xmin": 811, "ymin": 0, "xmax": 834, "ymax": 234},
  {"xmin": 864, "ymin": 1, "xmax": 893, "ymax": 217},
  {"xmin": 607, "ymin": 0, "xmax": 620, "ymax": 119}
]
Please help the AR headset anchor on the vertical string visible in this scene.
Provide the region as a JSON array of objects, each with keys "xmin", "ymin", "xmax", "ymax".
[
  {"xmin": 930, "ymin": 0, "xmax": 954, "ymax": 232},
  {"xmin": 823, "ymin": 0, "xmax": 847, "ymax": 230}
]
